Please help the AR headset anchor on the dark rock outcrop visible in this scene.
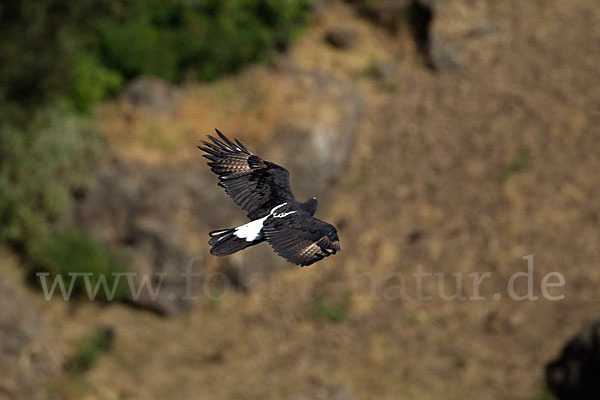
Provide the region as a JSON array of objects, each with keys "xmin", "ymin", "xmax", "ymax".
[
  {"xmin": 547, "ymin": 318, "xmax": 600, "ymax": 400},
  {"xmin": 324, "ymin": 28, "xmax": 357, "ymax": 49},
  {"xmin": 347, "ymin": 0, "xmax": 412, "ymax": 30},
  {"xmin": 121, "ymin": 75, "xmax": 179, "ymax": 115},
  {"xmin": 262, "ymin": 69, "xmax": 363, "ymax": 200},
  {"xmin": 72, "ymin": 160, "xmax": 215, "ymax": 315},
  {"xmin": 349, "ymin": 0, "xmax": 493, "ymax": 70},
  {"xmin": 417, "ymin": 0, "xmax": 493, "ymax": 70}
]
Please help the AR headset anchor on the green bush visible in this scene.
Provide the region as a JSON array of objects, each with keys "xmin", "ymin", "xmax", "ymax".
[
  {"xmin": 0, "ymin": 106, "xmax": 127, "ymax": 300},
  {"xmin": 65, "ymin": 327, "xmax": 115, "ymax": 374},
  {"xmin": 526, "ymin": 390, "xmax": 556, "ymax": 400},
  {"xmin": 67, "ymin": 53, "xmax": 123, "ymax": 113},
  {"xmin": 502, "ymin": 149, "xmax": 531, "ymax": 179},
  {"xmin": 1, "ymin": 0, "xmax": 313, "ymax": 113},
  {"xmin": 313, "ymin": 293, "xmax": 352, "ymax": 323},
  {"xmin": 0, "ymin": 105, "xmax": 101, "ymax": 252},
  {"xmin": 0, "ymin": 0, "xmax": 118, "ymax": 110},
  {"xmin": 33, "ymin": 229, "xmax": 128, "ymax": 301},
  {"xmin": 96, "ymin": 0, "xmax": 313, "ymax": 82}
]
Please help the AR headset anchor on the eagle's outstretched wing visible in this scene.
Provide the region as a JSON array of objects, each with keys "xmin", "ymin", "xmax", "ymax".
[
  {"xmin": 199, "ymin": 130, "xmax": 295, "ymax": 219},
  {"xmin": 262, "ymin": 211, "xmax": 340, "ymax": 267}
]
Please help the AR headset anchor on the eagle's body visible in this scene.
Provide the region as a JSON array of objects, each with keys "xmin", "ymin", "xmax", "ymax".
[{"xmin": 199, "ymin": 130, "xmax": 340, "ymax": 266}]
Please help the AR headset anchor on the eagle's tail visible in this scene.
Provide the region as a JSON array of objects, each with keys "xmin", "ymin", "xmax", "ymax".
[{"xmin": 208, "ymin": 228, "xmax": 258, "ymax": 256}]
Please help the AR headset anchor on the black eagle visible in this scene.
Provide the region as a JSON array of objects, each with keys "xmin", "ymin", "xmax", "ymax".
[{"xmin": 198, "ymin": 129, "xmax": 340, "ymax": 266}]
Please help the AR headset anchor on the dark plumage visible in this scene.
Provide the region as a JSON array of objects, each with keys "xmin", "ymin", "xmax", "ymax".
[
  {"xmin": 198, "ymin": 129, "xmax": 340, "ymax": 266},
  {"xmin": 262, "ymin": 211, "xmax": 340, "ymax": 266}
]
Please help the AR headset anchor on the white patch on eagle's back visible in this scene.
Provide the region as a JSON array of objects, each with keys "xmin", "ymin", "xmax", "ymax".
[
  {"xmin": 270, "ymin": 203, "xmax": 287, "ymax": 213},
  {"xmin": 274, "ymin": 211, "xmax": 297, "ymax": 218},
  {"xmin": 271, "ymin": 202, "xmax": 297, "ymax": 218},
  {"xmin": 232, "ymin": 203, "xmax": 290, "ymax": 242},
  {"xmin": 234, "ymin": 215, "xmax": 268, "ymax": 242}
]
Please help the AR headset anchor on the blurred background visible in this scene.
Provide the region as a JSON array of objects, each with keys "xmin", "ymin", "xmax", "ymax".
[{"xmin": 1, "ymin": 0, "xmax": 599, "ymax": 399}]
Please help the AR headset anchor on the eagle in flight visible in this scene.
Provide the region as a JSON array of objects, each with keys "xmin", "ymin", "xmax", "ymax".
[{"xmin": 198, "ymin": 129, "xmax": 340, "ymax": 267}]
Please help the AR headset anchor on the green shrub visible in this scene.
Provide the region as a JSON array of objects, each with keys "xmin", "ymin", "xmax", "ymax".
[
  {"xmin": 526, "ymin": 390, "xmax": 556, "ymax": 400},
  {"xmin": 313, "ymin": 293, "xmax": 352, "ymax": 323},
  {"xmin": 65, "ymin": 327, "xmax": 115, "ymax": 374},
  {"xmin": 1, "ymin": 0, "xmax": 313, "ymax": 112},
  {"xmin": 0, "ymin": 105, "xmax": 101, "ymax": 252},
  {"xmin": 0, "ymin": 0, "xmax": 118, "ymax": 110},
  {"xmin": 95, "ymin": 0, "xmax": 313, "ymax": 82},
  {"xmin": 502, "ymin": 149, "xmax": 531, "ymax": 179},
  {"xmin": 0, "ymin": 106, "xmax": 127, "ymax": 300},
  {"xmin": 67, "ymin": 53, "xmax": 123, "ymax": 113},
  {"xmin": 33, "ymin": 229, "xmax": 128, "ymax": 301}
]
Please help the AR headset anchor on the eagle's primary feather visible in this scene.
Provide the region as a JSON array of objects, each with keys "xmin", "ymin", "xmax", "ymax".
[{"xmin": 199, "ymin": 129, "xmax": 295, "ymax": 220}]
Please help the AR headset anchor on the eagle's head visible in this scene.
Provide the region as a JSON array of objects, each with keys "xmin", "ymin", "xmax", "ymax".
[{"xmin": 303, "ymin": 197, "xmax": 318, "ymax": 216}]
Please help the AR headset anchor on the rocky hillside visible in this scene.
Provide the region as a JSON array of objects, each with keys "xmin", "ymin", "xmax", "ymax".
[{"xmin": 2, "ymin": 0, "xmax": 600, "ymax": 399}]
